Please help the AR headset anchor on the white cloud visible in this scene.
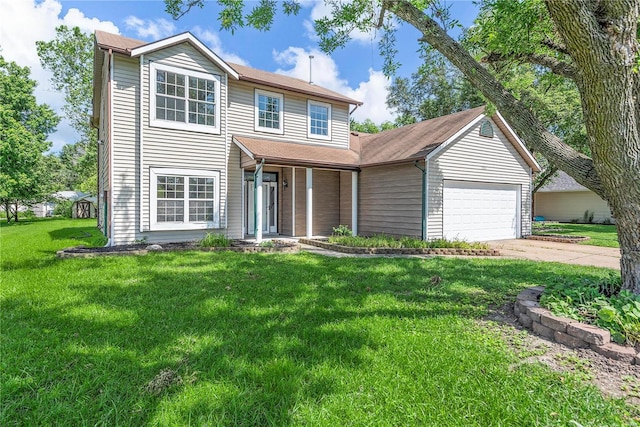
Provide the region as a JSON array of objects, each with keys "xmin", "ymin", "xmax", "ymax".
[
  {"xmin": 191, "ymin": 26, "xmax": 248, "ymax": 65},
  {"xmin": 124, "ymin": 16, "xmax": 175, "ymax": 40},
  {"xmin": 300, "ymin": 0, "xmax": 380, "ymax": 44},
  {"xmin": 273, "ymin": 47, "xmax": 395, "ymax": 124},
  {"xmin": 0, "ymin": 0, "xmax": 119, "ymax": 152}
]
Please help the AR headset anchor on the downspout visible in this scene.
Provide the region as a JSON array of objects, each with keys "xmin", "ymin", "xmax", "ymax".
[
  {"xmin": 224, "ymin": 73, "xmax": 229, "ymax": 231},
  {"xmin": 254, "ymin": 158, "xmax": 265, "ymax": 237},
  {"xmin": 138, "ymin": 54, "xmax": 144, "ymax": 234},
  {"xmin": 414, "ymin": 160, "xmax": 428, "ymax": 241}
]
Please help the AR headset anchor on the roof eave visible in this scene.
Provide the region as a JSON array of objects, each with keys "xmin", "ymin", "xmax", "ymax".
[
  {"xmin": 238, "ymin": 75, "xmax": 362, "ymax": 106},
  {"xmin": 129, "ymin": 32, "xmax": 239, "ymax": 80}
]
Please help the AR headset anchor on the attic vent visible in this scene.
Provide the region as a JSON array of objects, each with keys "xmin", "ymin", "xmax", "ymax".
[{"xmin": 479, "ymin": 120, "xmax": 494, "ymax": 138}]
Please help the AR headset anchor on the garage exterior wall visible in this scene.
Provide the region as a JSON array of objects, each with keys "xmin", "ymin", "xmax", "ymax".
[
  {"xmin": 358, "ymin": 164, "xmax": 423, "ymax": 237},
  {"xmin": 534, "ymin": 191, "xmax": 613, "ymax": 223},
  {"xmin": 427, "ymin": 119, "xmax": 532, "ymax": 239}
]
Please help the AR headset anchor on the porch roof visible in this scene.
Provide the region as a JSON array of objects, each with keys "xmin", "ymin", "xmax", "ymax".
[{"xmin": 233, "ymin": 136, "xmax": 360, "ymax": 170}]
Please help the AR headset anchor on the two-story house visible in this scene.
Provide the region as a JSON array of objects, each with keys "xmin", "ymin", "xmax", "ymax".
[{"xmin": 92, "ymin": 30, "xmax": 540, "ymax": 246}]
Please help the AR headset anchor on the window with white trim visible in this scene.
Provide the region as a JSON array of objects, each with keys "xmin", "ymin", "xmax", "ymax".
[
  {"xmin": 254, "ymin": 89, "xmax": 283, "ymax": 134},
  {"xmin": 150, "ymin": 168, "xmax": 220, "ymax": 230},
  {"xmin": 150, "ymin": 63, "xmax": 221, "ymax": 134},
  {"xmin": 307, "ymin": 100, "xmax": 331, "ymax": 140}
]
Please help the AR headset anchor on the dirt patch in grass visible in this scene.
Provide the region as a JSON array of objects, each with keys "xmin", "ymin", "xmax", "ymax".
[
  {"xmin": 483, "ymin": 304, "xmax": 640, "ymax": 408},
  {"xmin": 144, "ymin": 369, "xmax": 183, "ymax": 395}
]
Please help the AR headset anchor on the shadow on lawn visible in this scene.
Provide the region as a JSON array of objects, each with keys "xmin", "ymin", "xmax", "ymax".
[{"xmin": 2, "ymin": 251, "xmax": 612, "ymax": 425}]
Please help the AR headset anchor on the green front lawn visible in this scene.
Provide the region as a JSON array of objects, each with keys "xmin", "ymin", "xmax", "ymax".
[
  {"xmin": 1, "ymin": 219, "xmax": 636, "ymax": 426},
  {"xmin": 533, "ymin": 222, "xmax": 620, "ymax": 248}
]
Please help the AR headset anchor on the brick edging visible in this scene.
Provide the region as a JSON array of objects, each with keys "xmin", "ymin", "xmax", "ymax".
[
  {"xmin": 56, "ymin": 244, "xmax": 300, "ymax": 258},
  {"xmin": 515, "ymin": 286, "xmax": 640, "ymax": 365},
  {"xmin": 527, "ymin": 234, "xmax": 591, "ymax": 243},
  {"xmin": 299, "ymin": 239, "xmax": 500, "ymax": 256}
]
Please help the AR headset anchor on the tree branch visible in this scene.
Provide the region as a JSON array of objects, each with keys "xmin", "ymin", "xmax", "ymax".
[
  {"xmin": 388, "ymin": 0, "xmax": 604, "ymax": 197},
  {"xmin": 533, "ymin": 166, "xmax": 558, "ymax": 193},
  {"xmin": 540, "ymin": 38, "xmax": 569, "ymax": 55},
  {"xmin": 482, "ymin": 52, "xmax": 578, "ymax": 80}
]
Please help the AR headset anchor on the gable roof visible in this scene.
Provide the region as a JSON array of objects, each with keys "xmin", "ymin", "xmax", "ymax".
[
  {"xmin": 538, "ymin": 171, "xmax": 589, "ymax": 192},
  {"xmin": 354, "ymin": 107, "xmax": 540, "ymax": 171},
  {"xmin": 93, "ymin": 30, "xmax": 360, "ymax": 106}
]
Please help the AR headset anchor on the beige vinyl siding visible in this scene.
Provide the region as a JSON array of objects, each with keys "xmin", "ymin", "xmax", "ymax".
[
  {"xmin": 281, "ymin": 168, "xmax": 293, "ymax": 236},
  {"xmin": 312, "ymin": 170, "xmax": 340, "ymax": 235},
  {"xmin": 109, "ymin": 44, "xmax": 234, "ymax": 244},
  {"xmin": 534, "ymin": 191, "xmax": 613, "ymax": 223},
  {"xmin": 227, "ymin": 80, "xmax": 350, "ymax": 149},
  {"xmin": 359, "ymin": 164, "xmax": 423, "ymax": 237},
  {"xmin": 294, "ymin": 168, "xmax": 306, "ymax": 236},
  {"xmin": 226, "ymin": 144, "xmax": 243, "ymax": 237},
  {"xmin": 111, "ymin": 55, "xmax": 140, "ymax": 244},
  {"xmin": 427, "ymin": 119, "xmax": 532, "ymax": 239},
  {"xmin": 339, "ymin": 171, "xmax": 352, "ymax": 228},
  {"xmin": 97, "ymin": 51, "xmax": 110, "ymax": 233}
]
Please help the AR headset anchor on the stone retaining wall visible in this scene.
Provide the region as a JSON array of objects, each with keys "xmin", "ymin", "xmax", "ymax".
[
  {"xmin": 300, "ymin": 239, "xmax": 500, "ymax": 256},
  {"xmin": 57, "ymin": 243, "xmax": 300, "ymax": 258},
  {"xmin": 515, "ymin": 287, "xmax": 640, "ymax": 365},
  {"xmin": 527, "ymin": 235, "xmax": 590, "ymax": 244}
]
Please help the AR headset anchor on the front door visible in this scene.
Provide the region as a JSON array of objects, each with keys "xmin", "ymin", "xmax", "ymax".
[{"xmin": 245, "ymin": 176, "xmax": 278, "ymax": 235}]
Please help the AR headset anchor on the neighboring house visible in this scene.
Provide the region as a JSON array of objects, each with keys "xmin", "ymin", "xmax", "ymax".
[
  {"xmin": 92, "ymin": 30, "xmax": 540, "ymax": 245},
  {"xmin": 31, "ymin": 191, "xmax": 88, "ymax": 218},
  {"xmin": 534, "ymin": 171, "xmax": 614, "ymax": 223}
]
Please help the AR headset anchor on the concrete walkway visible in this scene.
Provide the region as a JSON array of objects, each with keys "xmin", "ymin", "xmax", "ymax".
[{"xmin": 487, "ymin": 239, "xmax": 621, "ymax": 269}]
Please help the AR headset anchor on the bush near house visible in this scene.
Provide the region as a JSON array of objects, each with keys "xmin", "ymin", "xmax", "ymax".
[{"xmin": 328, "ymin": 234, "xmax": 489, "ymax": 250}]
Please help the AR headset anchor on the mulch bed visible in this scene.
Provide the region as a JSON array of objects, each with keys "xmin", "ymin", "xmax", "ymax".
[
  {"xmin": 57, "ymin": 240, "xmax": 300, "ymax": 258},
  {"xmin": 299, "ymin": 238, "xmax": 500, "ymax": 256}
]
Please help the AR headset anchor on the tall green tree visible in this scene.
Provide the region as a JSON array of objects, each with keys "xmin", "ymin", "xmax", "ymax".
[
  {"xmin": 37, "ymin": 25, "xmax": 97, "ymax": 194},
  {"xmin": 0, "ymin": 57, "xmax": 59, "ymax": 222},
  {"xmin": 166, "ymin": 0, "xmax": 640, "ymax": 291}
]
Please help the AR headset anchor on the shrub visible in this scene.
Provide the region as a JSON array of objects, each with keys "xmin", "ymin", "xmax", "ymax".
[
  {"xmin": 582, "ymin": 210, "xmax": 594, "ymax": 224},
  {"xmin": 200, "ymin": 233, "xmax": 230, "ymax": 247},
  {"xmin": 259, "ymin": 240, "xmax": 275, "ymax": 248},
  {"xmin": 53, "ymin": 200, "xmax": 73, "ymax": 218},
  {"xmin": 332, "ymin": 224, "xmax": 352, "ymax": 236},
  {"xmin": 540, "ymin": 273, "xmax": 640, "ymax": 346},
  {"xmin": 327, "ymin": 234, "xmax": 489, "ymax": 250}
]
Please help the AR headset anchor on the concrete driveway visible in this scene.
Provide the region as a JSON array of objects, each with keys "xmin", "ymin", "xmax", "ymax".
[{"xmin": 488, "ymin": 239, "xmax": 621, "ymax": 269}]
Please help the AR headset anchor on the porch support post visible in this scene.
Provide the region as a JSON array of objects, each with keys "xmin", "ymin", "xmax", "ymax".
[
  {"xmin": 255, "ymin": 161, "xmax": 264, "ymax": 243},
  {"xmin": 291, "ymin": 167, "xmax": 296, "ymax": 236},
  {"xmin": 241, "ymin": 167, "xmax": 245, "ymax": 237},
  {"xmin": 306, "ymin": 167, "xmax": 313, "ymax": 238},
  {"xmin": 351, "ymin": 171, "xmax": 358, "ymax": 236}
]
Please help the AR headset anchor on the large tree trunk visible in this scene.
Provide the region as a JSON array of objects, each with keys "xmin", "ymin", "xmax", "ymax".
[
  {"xmin": 390, "ymin": 0, "xmax": 640, "ymax": 292},
  {"xmin": 545, "ymin": 1, "xmax": 640, "ymax": 292}
]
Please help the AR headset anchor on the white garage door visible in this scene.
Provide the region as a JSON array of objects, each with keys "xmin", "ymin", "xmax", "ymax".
[{"xmin": 443, "ymin": 181, "xmax": 520, "ymax": 242}]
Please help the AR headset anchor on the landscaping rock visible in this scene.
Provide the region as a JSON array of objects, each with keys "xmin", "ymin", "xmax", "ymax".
[
  {"xmin": 516, "ymin": 288, "xmax": 542, "ymax": 302},
  {"xmin": 146, "ymin": 244, "xmax": 163, "ymax": 250},
  {"xmin": 567, "ymin": 323, "xmax": 610, "ymax": 346},
  {"xmin": 515, "ymin": 299, "xmax": 539, "ymax": 315},
  {"xmin": 635, "ymin": 353, "xmax": 640, "ymax": 366},
  {"xmin": 554, "ymin": 331, "xmax": 588, "ymax": 348},
  {"xmin": 591, "ymin": 343, "xmax": 637, "ymax": 363},
  {"xmin": 540, "ymin": 312, "xmax": 575, "ymax": 333},
  {"xmin": 527, "ymin": 307, "xmax": 547, "ymax": 323}
]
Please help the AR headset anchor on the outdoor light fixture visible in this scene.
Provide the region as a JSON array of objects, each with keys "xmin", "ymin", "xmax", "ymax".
[{"xmin": 283, "ymin": 179, "xmax": 288, "ymax": 188}]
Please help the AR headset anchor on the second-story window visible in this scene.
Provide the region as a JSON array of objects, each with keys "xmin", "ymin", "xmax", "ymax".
[
  {"xmin": 254, "ymin": 89, "xmax": 283, "ymax": 134},
  {"xmin": 150, "ymin": 63, "xmax": 221, "ymax": 134},
  {"xmin": 307, "ymin": 100, "xmax": 331, "ymax": 140}
]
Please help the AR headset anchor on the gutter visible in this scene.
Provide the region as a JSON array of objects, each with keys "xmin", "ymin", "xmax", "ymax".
[{"xmin": 139, "ymin": 54, "xmax": 144, "ymax": 234}]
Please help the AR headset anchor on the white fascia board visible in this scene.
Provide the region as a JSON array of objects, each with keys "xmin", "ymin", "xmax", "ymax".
[
  {"xmin": 232, "ymin": 137, "xmax": 256, "ymax": 160},
  {"xmin": 130, "ymin": 32, "xmax": 239, "ymax": 80},
  {"xmin": 426, "ymin": 114, "xmax": 486, "ymax": 161},
  {"xmin": 495, "ymin": 111, "xmax": 541, "ymax": 172}
]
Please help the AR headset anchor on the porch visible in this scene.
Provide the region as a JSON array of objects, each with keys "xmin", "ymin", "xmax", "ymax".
[{"xmin": 234, "ymin": 136, "xmax": 360, "ymax": 241}]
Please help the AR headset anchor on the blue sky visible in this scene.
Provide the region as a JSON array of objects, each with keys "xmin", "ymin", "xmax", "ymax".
[{"xmin": 0, "ymin": 0, "xmax": 479, "ymax": 152}]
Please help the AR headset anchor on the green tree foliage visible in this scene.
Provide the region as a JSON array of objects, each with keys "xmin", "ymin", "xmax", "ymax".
[
  {"xmin": 350, "ymin": 118, "xmax": 396, "ymax": 133},
  {"xmin": 0, "ymin": 57, "xmax": 59, "ymax": 222},
  {"xmin": 387, "ymin": 50, "xmax": 484, "ymax": 122},
  {"xmin": 37, "ymin": 26, "xmax": 97, "ymax": 194}
]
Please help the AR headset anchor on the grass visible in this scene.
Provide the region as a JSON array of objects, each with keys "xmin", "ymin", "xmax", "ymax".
[
  {"xmin": 328, "ymin": 234, "xmax": 489, "ymax": 250},
  {"xmin": 2, "ymin": 219, "xmax": 638, "ymax": 426},
  {"xmin": 533, "ymin": 222, "xmax": 619, "ymax": 248}
]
